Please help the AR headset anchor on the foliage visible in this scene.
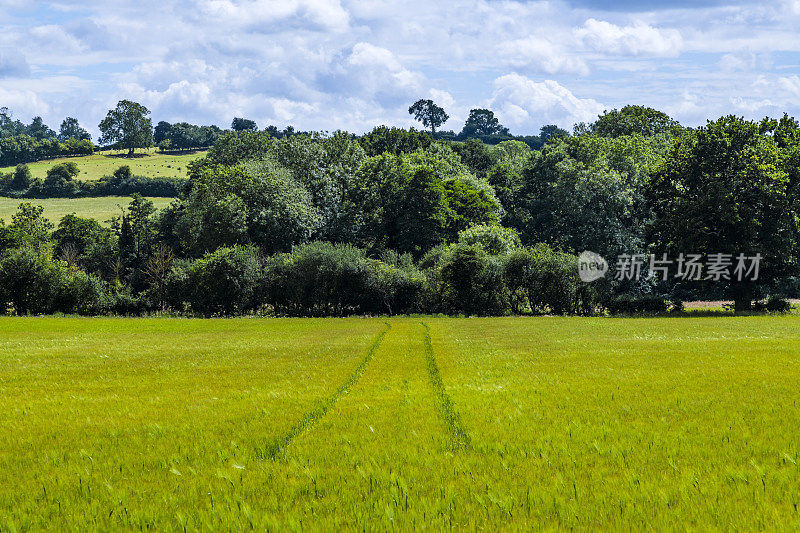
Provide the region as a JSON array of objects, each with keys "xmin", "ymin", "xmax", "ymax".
[
  {"xmin": 231, "ymin": 117, "xmax": 258, "ymax": 132},
  {"xmin": 587, "ymin": 105, "xmax": 682, "ymax": 138},
  {"xmin": 648, "ymin": 115, "xmax": 795, "ymax": 311},
  {"xmin": 58, "ymin": 117, "xmax": 91, "ymax": 142},
  {"xmin": 408, "ymin": 99, "xmax": 449, "ymax": 134},
  {"xmin": 264, "ymin": 241, "xmax": 423, "ymax": 316},
  {"xmin": 0, "ymin": 134, "xmax": 93, "ymax": 166},
  {"xmin": 458, "ymin": 224, "xmax": 520, "ymax": 255},
  {"xmin": 166, "ymin": 160, "xmax": 319, "ymax": 256},
  {"xmin": 359, "ymin": 126, "xmax": 432, "ymax": 157},
  {"xmin": 98, "ymin": 100, "xmax": 154, "ymax": 155},
  {"xmin": 460, "ymin": 109, "xmax": 510, "ymax": 138},
  {"xmin": 179, "ymin": 245, "xmax": 263, "ymax": 316}
]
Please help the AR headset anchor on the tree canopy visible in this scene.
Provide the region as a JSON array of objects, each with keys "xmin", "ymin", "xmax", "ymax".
[{"xmin": 98, "ymin": 100, "xmax": 154, "ymax": 156}]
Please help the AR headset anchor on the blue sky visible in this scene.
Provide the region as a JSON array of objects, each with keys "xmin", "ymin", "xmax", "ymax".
[{"xmin": 1, "ymin": 0, "xmax": 800, "ymax": 136}]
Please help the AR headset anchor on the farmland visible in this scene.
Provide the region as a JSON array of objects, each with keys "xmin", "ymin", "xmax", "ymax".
[
  {"xmin": 1, "ymin": 316, "xmax": 799, "ymax": 529},
  {"xmin": 0, "ymin": 196, "xmax": 173, "ymax": 225},
  {"xmin": 0, "ymin": 149, "xmax": 205, "ymax": 181}
]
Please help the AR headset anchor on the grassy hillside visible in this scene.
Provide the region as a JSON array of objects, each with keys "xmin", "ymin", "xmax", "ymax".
[
  {"xmin": 0, "ymin": 196, "xmax": 173, "ymax": 225},
  {"xmin": 1, "ymin": 316, "xmax": 798, "ymax": 529},
  {"xmin": 0, "ymin": 148, "xmax": 206, "ymax": 181}
]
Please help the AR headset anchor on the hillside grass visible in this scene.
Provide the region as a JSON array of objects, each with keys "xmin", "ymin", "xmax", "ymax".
[
  {"xmin": 0, "ymin": 148, "xmax": 206, "ymax": 181},
  {"xmin": 0, "ymin": 196, "xmax": 173, "ymax": 225},
  {"xmin": 1, "ymin": 316, "xmax": 798, "ymax": 529}
]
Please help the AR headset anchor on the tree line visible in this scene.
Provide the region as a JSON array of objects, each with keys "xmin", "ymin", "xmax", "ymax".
[{"xmin": 0, "ymin": 102, "xmax": 799, "ymax": 315}]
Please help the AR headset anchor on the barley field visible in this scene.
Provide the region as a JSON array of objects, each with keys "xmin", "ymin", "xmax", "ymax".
[{"xmin": 1, "ymin": 316, "xmax": 798, "ymax": 529}]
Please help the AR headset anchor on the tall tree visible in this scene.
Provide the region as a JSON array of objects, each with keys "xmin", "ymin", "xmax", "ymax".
[
  {"xmin": 25, "ymin": 116, "xmax": 56, "ymax": 140},
  {"xmin": 408, "ymin": 99, "xmax": 449, "ymax": 135},
  {"xmin": 153, "ymin": 121, "xmax": 172, "ymax": 144},
  {"xmin": 231, "ymin": 117, "xmax": 258, "ymax": 132},
  {"xmin": 98, "ymin": 100, "xmax": 154, "ymax": 156},
  {"xmin": 59, "ymin": 117, "xmax": 91, "ymax": 141},
  {"xmin": 460, "ymin": 109, "xmax": 509, "ymax": 138},
  {"xmin": 648, "ymin": 116, "xmax": 796, "ymax": 311}
]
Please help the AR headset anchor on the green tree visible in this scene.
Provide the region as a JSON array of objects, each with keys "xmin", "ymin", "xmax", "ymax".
[
  {"xmin": 408, "ymin": 99, "xmax": 449, "ymax": 135},
  {"xmin": 231, "ymin": 117, "xmax": 258, "ymax": 132},
  {"xmin": 648, "ymin": 116, "xmax": 796, "ymax": 311},
  {"xmin": 458, "ymin": 224, "xmax": 520, "ymax": 255},
  {"xmin": 40, "ymin": 161, "xmax": 80, "ymax": 196},
  {"xmin": 154, "ymin": 121, "xmax": 172, "ymax": 144},
  {"xmin": 460, "ymin": 109, "xmax": 509, "ymax": 138},
  {"xmin": 168, "ymin": 160, "xmax": 319, "ymax": 256},
  {"xmin": 589, "ymin": 105, "xmax": 681, "ymax": 138},
  {"xmin": 10, "ymin": 164, "xmax": 32, "ymax": 190},
  {"xmin": 25, "ymin": 116, "xmax": 56, "ymax": 140},
  {"xmin": 183, "ymin": 245, "xmax": 262, "ymax": 316},
  {"xmin": 98, "ymin": 100, "xmax": 154, "ymax": 156},
  {"xmin": 359, "ymin": 126, "xmax": 432, "ymax": 156},
  {"xmin": 59, "ymin": 117, "xmax": 91, "ymax": 141}
]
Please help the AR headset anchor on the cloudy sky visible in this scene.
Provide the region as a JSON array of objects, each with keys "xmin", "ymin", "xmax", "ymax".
[{"xmin": 2, "ymin": 0, "xmax": 800, "ymax": 137}]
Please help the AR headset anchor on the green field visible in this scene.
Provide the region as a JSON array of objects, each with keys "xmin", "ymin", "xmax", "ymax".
[
  {"xmin": 0, "ymin": 196, "xmax": 173, "ymax": 225},
  {"xmin": 0, "ymin": 149, "xmax": 206, "ymax": 181},
  {"xmin": 1, "ymin": 316, "xmax": 799, "ymax": 529}
]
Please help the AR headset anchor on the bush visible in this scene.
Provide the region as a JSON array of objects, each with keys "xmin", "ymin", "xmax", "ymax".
[
  {"xmin": 265, "ymin": 242, "xmax": 371, "ymax": 316},
  {"xmin": 182, "ymin": 245, "xmax": 263, "ymax": 316},
  {"xmin": 503, "ymin": 244, "xmax": 603, "ymax": 315},
  {"xmin": 56, "ymin": 270, "xmax": 109, "ymax": 315},
  {"xmin": 752, "ymin": 296, "xmax": 792, "ymax": 313},
  {"xmin": 428, "ymin": 243, "xmax": 508, "ymax": 316},
  {"xmin": 606, "ymin": 294, "xmax": 668, "ymax": 315},
  {"xmin": 458, "ymin": 224, "xmax": 520, "ymax": 255},
  {"xmin": 264, "ymin": 242, "xmax": 423, "ymax": 316},
  {"xmin": 10, "ymin": 164, "xmax": 32, "ymax": 190},
  {"xmin": 0, "ymin": 246, "xmax": 64, "ymax": 314}
]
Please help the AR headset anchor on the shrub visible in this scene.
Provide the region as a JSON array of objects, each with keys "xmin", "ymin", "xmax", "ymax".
[
  {"xmin": 10, "ymin": 164, "xmax": 32, "ymax": 190},
  {"xmin": 606, "ymin": 294, "xmax": 668, "ymax": 315},
  {"xmin": 458, "ymin": 224, "xmax": 520, "ymax": 255},
  {"xmin": 752, "ymin": 296, "xmax": 792, "ymax": 313},
  {"xmin": 434, "ymin": 243, "xmax": 508, "ymax": 316},
  {"xmin": 0, "ymin": 247, "xmax": 64, "ymax": 315},
  {"xmin": 503, "ymin": 244, "xmax": 603, "ymax": 315},
  {"xmin": 183, "ymin": 245, "xmax": 263, "ymax": 316},
  {"xmin": 55, "ymin": 270, "xmax": 109, "ymax": 315}
]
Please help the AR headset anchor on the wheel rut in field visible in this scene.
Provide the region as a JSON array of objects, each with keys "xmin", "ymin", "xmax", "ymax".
[
  {"xmin": 260, "ymin": 322, "xmax": 391, "ymax": 459},
  {"xmin": 421, "ymin": 322, "xmax": 471, "ymax": 452}
]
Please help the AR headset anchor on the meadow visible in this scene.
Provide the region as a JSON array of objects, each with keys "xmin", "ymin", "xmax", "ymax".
[
  {"xmin": 0, "ymin": 196, "xmax": 173, "ymax": 225},
  {"xmin": 0, "ymin": 149, "xmax": 206, "ymax": 181},
  {"xmin": 1, "ymin": 316, "xmax": 799, "ymax": 529}
]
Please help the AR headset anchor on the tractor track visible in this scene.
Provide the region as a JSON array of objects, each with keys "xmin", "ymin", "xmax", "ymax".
[
  {"xmin": 421, "ymin": 322, "xmax": 471, "ymax": 452},
  {"xmin": 260, "ymin": 322, "xmax": 391, "ymax": 459}
]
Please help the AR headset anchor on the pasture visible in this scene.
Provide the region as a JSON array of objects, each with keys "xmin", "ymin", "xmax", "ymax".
[
  {"xmin": 0, "ymin": 149, "xmax": 206, "ymax": 181},
  {"xmin": 0, "ymin": 196, "xmax": 173, "ymax": 225},
  {"xmin": 0, "ymin": 316, "xmax": 798, "ymax": 529}
]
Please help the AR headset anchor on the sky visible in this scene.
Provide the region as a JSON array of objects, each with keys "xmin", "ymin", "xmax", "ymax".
[{"xmin": 1, "ymin": 0, "xmax": 800, "ymax": 137}]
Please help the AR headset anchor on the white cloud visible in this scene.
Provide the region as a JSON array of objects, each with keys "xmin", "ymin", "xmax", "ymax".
[
  {"xmin": 4, "ymin": 0, "xmax": 800, "ymax": 137},
  {"xmin": 197, "ymin": 0, "xmax": 350, "ymax": 32},
  {"xmin": 778, "ymin": 75, "xmax": 800, "ymax": 97},
  {"xmin": 576, "ymin": 18, "xmax": 683, "ymax": 56},
  {"xmin": 497, "ymin": 36, "xmax": 590, "ymax": 76},
  {"xmin": 488, "ymin": 73, "xmax": 605, "ymax": 130}
]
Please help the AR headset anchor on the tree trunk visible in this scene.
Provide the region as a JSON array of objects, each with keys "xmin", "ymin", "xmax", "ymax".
[
  {"xmin": 128, "ymin": 146, "xmax": 135, "ymax": 157},
  {"xmin": 732, "ymin": 282, "xmax": 753, "ymax": 314}
]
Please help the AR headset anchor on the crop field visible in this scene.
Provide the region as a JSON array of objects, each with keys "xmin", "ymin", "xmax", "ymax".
[
  {"xmin": 0, "ymin": 196, "xmax": 174, "ymax": 225},
  {"xmin": 0, "ymin": 149, "xmax": 206, "ymax": 181},
  {"xmin": 1, "ymin": 316, "xmax": 799, "ymax": 529}
]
